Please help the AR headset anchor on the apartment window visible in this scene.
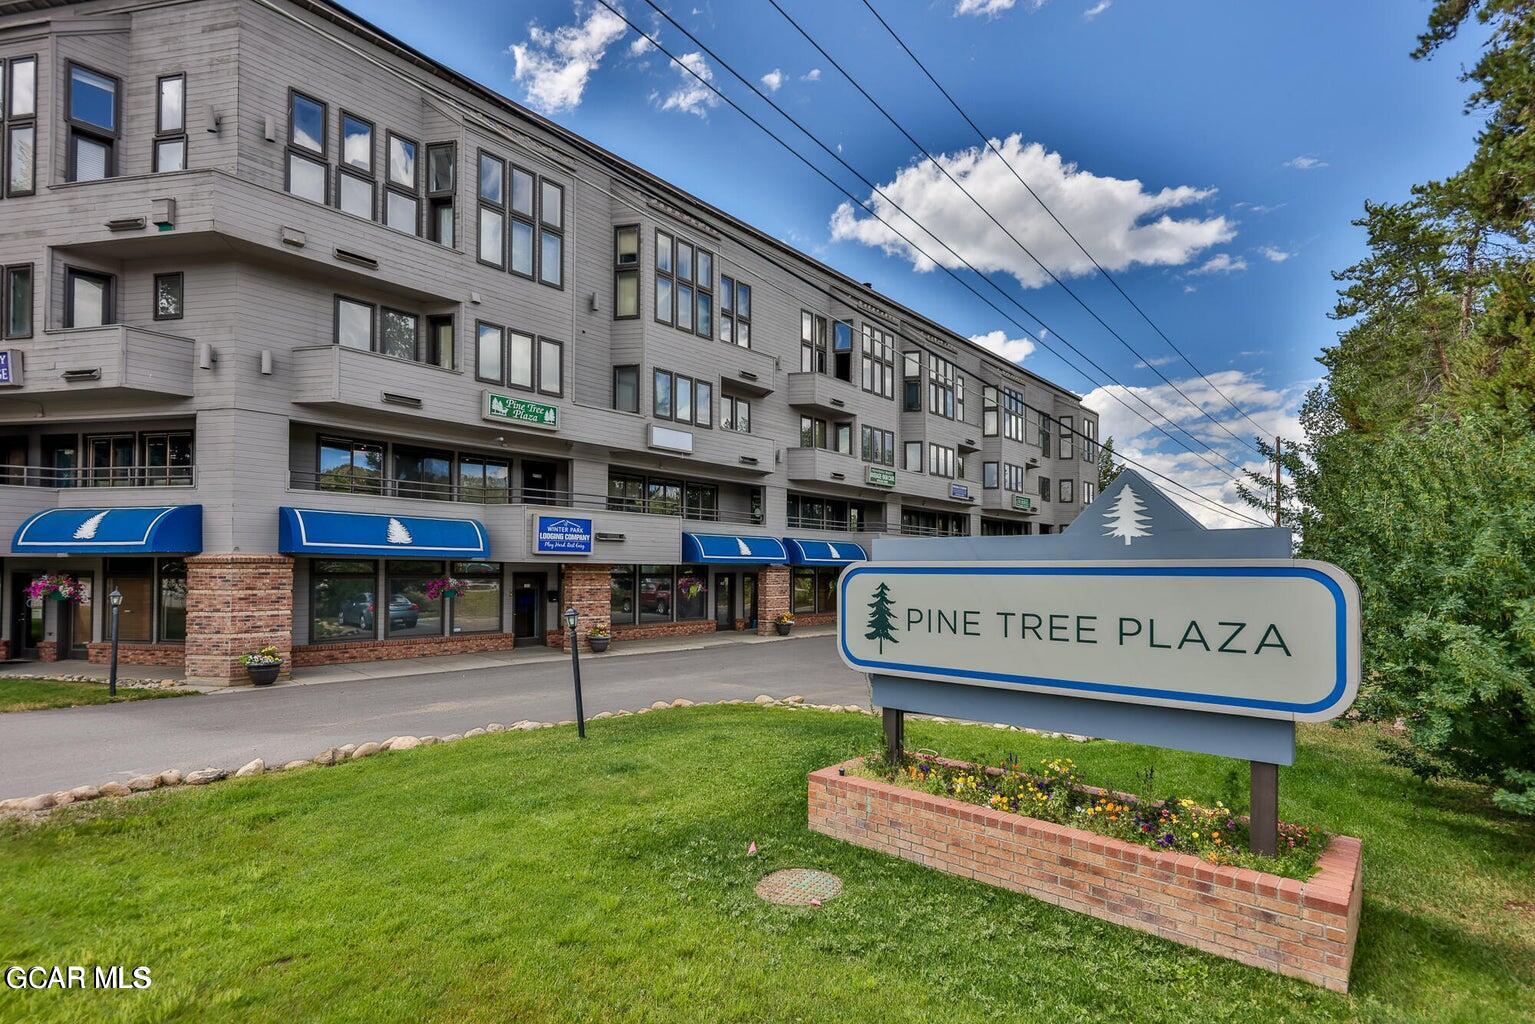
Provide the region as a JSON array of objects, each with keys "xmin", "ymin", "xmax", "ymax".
[
  {"xmin": 1004, "ymin": 463, "xmax": 1025, "ymax": 492},
  {"xmin": 861, "ymin": 426, "xmax": 894, "ymax": 466},
  {"xmin": 285, "ymin": 90, "xmax": 326, "ymax": 202},
  {"xmin": 1083, "ymin": 418, "xmax": 1098, "ymax": 464},
  {"xmin": 861, "ymin": 324, "xmax": 895, "ymax": 398},
  {"xmin": 67, "ymin": 64, "xmax": 120, "ymax": 182},
  {"xmin": 4, "ymin": 57, "xmax": 36, "ymax": 196},
  {"xmin": 334, "ymin": 297, "xmax": 374, "ymax": 351},
  {"xmin": 336, "ymin": 112, "xmax": 374, "ymax": 218},
  {"xmin": 694, "ymin": 248, "xmax": 713, "ymax": 339},
  {"xmin": 153, "ymin": 273, "xmax": 183, "ymax": 321},
  {"xmin": 457, "ymin": 457, "xmax": 510, "ymax": 504},
  {"xmin": 310, "ymin": 559, "xmax": 377, "ymax": 642},
  {"xmin": 341, "ymin": 112, "xmax": 372, "ymax": 170},
  {"xmin": 833, "ymin": 422, "xmax": 852, "ymax": 455},
  {"xmin": 788, "ymin": 494, "xmax": 871, "ymax": 532},
  {"xmin": 614, "ymin": 225, "xmax": 639, "ymax": 318},
  {"xmin": 832, "ymin": 320, "xmax": 853, "ymax": 382},
  {"xmin": 475, "ymin": 322, "xmax": 504, "ymax": 383},
  {"xmin": 538, "ymin": 337, "xmax": 563, "ymax": 396},
  {"xmin": 141, "ymin": 432, "xmax": 193, "ymax": 485},
  {"xmin": 425, "ymin": 315, "xmax": 454, "ymax": 370},
  {"xmin": 508, "ymin": 330, "xmax": 534, "ymax": 390},
  {"xmin": 4, "ymin": 264, "xmax": 33, "ymax": 338},
  {"xmin": 904, "ymin": 440, "xmax": 923, "ymax": 472},
  {"xmin": 646, "ymin": 480, "xmax": 681, "ymax": 518},
  {"xmin": 509, "ymin": 165, "xmax": 535, "ymax": 277},
  {"xmin": 338, "ymin": 169, "xmax": 374, "ymax": 220},
  {"xmin": 613, "ymin": 365, "xmax": 639, "ymax": 413},
  {"xmin": 426, "ymin": 143, "xmax": 455, "ymax": 246},
  {"xmin": 928, "ymin": 443, "xmax": 956, "ymax": 478},
  {"xmin": 1004, "ymin": 388, "xmax": 1026, "ymax": 441},
  {"xmin": 607, "ymin": 473, "xmax": 644, "ymax": 513},
  {"xmin": 65, "ymin": 269, "xmax": 113, "ymax": 328},
  {"xmin": 152, "ymin": 74, "xmax": 186, "ymax": 172},
  {"xmin": 684, "ymin": 481, "xmax": 717, "ymax": 522},
  {"xmin": 1060, "ymin": 415, "xmax": 1075, "ymax": 460},
  {"xmin": 928, "ymin": 354, "xmax": 957, "ymax": 419},
  {"xmin": 695, "ymin": 379, "xmax": 713, "ymax": 428},
  {"xmin": 654, "ymin": 230, "xmax": 674, "ymax": 325},
  {"xmin": 379, "ymin": 308, "xmax": 419, "ymax": 361},
  {"xmin": 901, "ymin": 507, "xmax": 970, "ymax": 537},
  {"xmin": 720, "ymin": 276, "xmax": 751, "ymax": 347},
  {"xmin": 957, "ymin": 375, "xmax": 966, "ymax": 422},
  {"xmin": 1082, "ymin": 480, "xmax": 1097, "ymax": 505},
  {"xmin": 983, "ymin": 461, "xmax": 999, "ymax": 489},
  {"xmin": 653, "ymin": 367, "xmax": 672, "ymax": 418},
  {"xmin": 800, "ymin": 311, "xmax": 827, "ymax": 373},
  {"xmin": 85, "ymin": 433, "xmax": 135, "ymax": 486},
  {"xmin": 539, "ymin": 179, "xmax": 564, "ymax": 288},
  {"xmin": 983, "ymin": 386, "xmax": 999, "ymax": 436},
  {"xmin": 903, "ymin": 351, "xmax": 922, "ymax": 411},
  {"xmin": 477, "ymin": 151, "xmax": 505, "ymax": 267},
  {"xmin": 799, "ymin": 416, "xmax": 826, "ymax": 450},
  {"xmin": 1038, "ymin": 475, "xmax": 1052, "ymax": 502},
  {"xmin": 721, "ymin": 395, "xmax": 751, "ymax": 433},
  {"xmin": 385, "ymin": 132, "xmax": 419, "ymax": 235},
  {"xmin": 675, "ymin": 240, "xmax": 695, "ymax": 332},
  {"xmin": 393, "ymin": 448, "xmax": 452, "ymax": 500},
  {"xmin": 317, "ymin": 437, "xmax": 383, "ymax": 493},
  {"xmin": 652, "ymin": 369, "xmax": 709, "ymax": 427},
  {"xmin": 1039, "ymin": 409, "xmax": 1053, "ymax": 455},
  {"xmin": 1061, "ymin": 478, "xmax": 1075, "ymax": 504}
]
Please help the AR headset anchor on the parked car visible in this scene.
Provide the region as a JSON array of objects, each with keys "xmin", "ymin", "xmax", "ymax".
[{"xmin": 339, "ymin": 593, "xmax": 419, "ymax": 630}]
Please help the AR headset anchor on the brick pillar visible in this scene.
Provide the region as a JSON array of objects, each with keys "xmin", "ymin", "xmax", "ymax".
[
  {"xmin": 37, "ymin": 641, "xmax": 59, "ymax": 662},
  {"xmin": 185, "ymin": 554, "xmax": 294, "ymax": 684},
  {"xmin": 552, "ymin": 562, "xmax": 611, "ymax": 652},
  {"xmin": 757, "ymin": 564, "xmax": 791, "ymax": 635}
]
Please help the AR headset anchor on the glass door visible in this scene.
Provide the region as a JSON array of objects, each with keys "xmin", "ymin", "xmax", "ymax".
[
  {"xmin": 742, "ymin": 574, "xmax": 758, "ymax": 631},
  {"xmin": 511, "ymin": 573, "xmax": 544, "ymax": 646},
  {"xmin": 60, "ymin": 573, "xmax": 93, "ymax": 658},
  {"xmin": 714, "ymin": 574, "xmax": 734, "ymax": 631},
  {"xmin": 10, "ymin": 577, "xmax": 42, "ymax": 658}
]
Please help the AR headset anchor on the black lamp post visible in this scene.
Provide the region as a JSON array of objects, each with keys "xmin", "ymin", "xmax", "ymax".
[
  {"xmin": 107, "ymin": 588, "xmax": 123, "ymax": 698},
  {"xmin": 565, "ymin": 606, "xmax": 586, "ymax": 739}
]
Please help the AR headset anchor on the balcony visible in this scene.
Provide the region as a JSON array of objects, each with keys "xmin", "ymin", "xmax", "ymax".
[
  {"xmin": 3, "ymin": 326, "xmax": 195, "ymax": 399},
  {"xmin": 786, "ymin": 372, "xmax": 860, "ymax": 418},
  {"xmin": 1, "ymin": 465, "xmax": 197, "ymax": 489},
  {"xmin": 981, "ymin": 489, "xmax": 1040, "ymax": 515},
  {"xmin": 784, "ymin": 447, "xmax": 899, "ymax": 495},
  {"xmin": 291, "ymin": 344, "xmax": 493, "ymax": 422}
]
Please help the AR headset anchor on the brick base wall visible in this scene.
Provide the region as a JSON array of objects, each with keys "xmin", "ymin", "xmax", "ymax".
[
  {"xmin": 613, "ymin": 620, "xmax": 717, "ymax": 642},
  {"xmin": 0, "ymin": 640, "xmax": 8, "ymax": 661},
  {"xmin": 294, "ymin": 631, "xmax": 520, "ymax": 667},
  {"xmin": 792, "ymin": 612, "xmax": 836, "ymax": 628},
  {"xmin": 757, "ymin": 565, "xmax": 790, "ymax": 636},
  {"xmin": 185, "ymin": 554, "xmax": 295, "ymax": 683},
  {"xmin": 87, "ymin": 642, "xmax": 185, "ymax": 667},
  {"xmin": 37, "ymin": 642, "xmax": 59, "ymax": 663},
  {"xmin": 808, "ymin": 759, "xmax": 1362, "ymax": 992},
  {"xmin": 549, "ymin": 562, "xmax": 611, "ymax": 652}
]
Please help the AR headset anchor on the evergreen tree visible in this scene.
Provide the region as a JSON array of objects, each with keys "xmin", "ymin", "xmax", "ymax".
[
  {"xmin": 1096, "ymin": 436, "xmax": 1123, "ymax": 494},
  {"xmin": 865, "ymin": 583, "xmax": 899, "ymax": 653},
  {"xmin": 1103, "ymin": 484, "xmax": 1152, "ymax": 545}
]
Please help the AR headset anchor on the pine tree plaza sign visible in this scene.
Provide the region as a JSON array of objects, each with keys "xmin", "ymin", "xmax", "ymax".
[{"xmin": 483, "ymin": 390, "xmax": 558, "ymax": 430}]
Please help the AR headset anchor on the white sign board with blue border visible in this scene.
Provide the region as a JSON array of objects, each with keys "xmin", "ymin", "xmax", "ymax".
[{"xmin": 534, "ymin": 516, "xmax": 593, "ymax": 555}]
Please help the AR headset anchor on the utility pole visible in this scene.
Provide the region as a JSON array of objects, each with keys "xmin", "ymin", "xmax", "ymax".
[{"xmin": 1250, "ymin": 435, "xmax": 1285, "ymax": 856}]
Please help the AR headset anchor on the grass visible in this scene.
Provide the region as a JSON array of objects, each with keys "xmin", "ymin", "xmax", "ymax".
[
  {"xmin": 0, "ymin": 706, "xmax": 1530, "ymax": 1023},
  {"xmin": 0, "ymin": 677, "xmax": 192, "ymax": 713}
]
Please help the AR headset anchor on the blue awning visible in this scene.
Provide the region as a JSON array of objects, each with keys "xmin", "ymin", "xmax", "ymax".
[
  {"xmin": 681, "ymin": 533, "xmax": 788, "ymax": 564},
  {"xmin": 785, "ymin": 538, "xmax": 868, "ymax": 566},
  {"xmin": 12, "ymin": 505, "xmax": 203, "ymax": 555},
  {"xmin": 279, "ymin": 507, "xmax": 489, "ymax": 559}
]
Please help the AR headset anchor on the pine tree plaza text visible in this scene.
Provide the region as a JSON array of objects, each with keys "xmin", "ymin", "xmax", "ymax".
[{"xmin": 900, "ymin": 606, "xmax": 1292, "ymax": 658}]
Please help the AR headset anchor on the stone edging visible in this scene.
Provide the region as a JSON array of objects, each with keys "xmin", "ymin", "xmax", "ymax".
[{"xmin": 0, "ymin": 673, "xmax": 183, "ymax": 688}]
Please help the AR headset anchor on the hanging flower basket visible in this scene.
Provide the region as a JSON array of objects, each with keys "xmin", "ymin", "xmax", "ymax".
[
  {"xmin": 424, "ymin": 576, "xmax": 466, "ymax": 601},
  {"xmin": 26, "ymin": 573, "xmax": 88, "ymax": 604}
]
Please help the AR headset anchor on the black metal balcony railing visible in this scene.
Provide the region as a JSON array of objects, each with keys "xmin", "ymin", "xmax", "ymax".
[
  {"xmin": 784, "ymin": 514, "xmax": 881, "ymax": 534},
  {"xmin": 288, "ymin": 470, "xmax": 767, "ymax": 527},
  {"xmin": 0, "ymin": 465, "xmax": 197, "ymax": 488}
]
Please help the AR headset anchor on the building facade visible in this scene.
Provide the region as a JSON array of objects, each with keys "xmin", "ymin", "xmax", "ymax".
[{"xmin": 0, "ymin": 0, "xmax": 1099, "ymax": 681}]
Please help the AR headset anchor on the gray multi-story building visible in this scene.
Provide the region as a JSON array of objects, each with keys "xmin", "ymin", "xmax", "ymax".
[{"xmin": 0, "ymin": 0, "xmax": 1098, "ymax": 681}]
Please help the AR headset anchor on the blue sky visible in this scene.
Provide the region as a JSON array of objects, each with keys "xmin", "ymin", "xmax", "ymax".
[{"xmin": 347, "ymin": 0, "xmax": 1483, "ymax": 523}]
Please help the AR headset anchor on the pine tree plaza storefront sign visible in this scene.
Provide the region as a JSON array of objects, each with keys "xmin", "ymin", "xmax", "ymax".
[{"xmin": 482, "ymin": 390, "xmax": 558, "ymax": 430}]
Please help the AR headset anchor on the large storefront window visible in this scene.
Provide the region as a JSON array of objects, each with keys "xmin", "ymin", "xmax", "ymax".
[
  {"xmin": 450, "ymin": 561, "xmax": 501, "ymax": 634},
  {"xmin": 158, "ymin": 558, "xmax": 187, "ymax": 641},
  {"xmin": 386, "ymin": 560, "xmax": 443, "ymax": 637},
  {"xmin": 318, "ymin": 437, "xmax": 383, "ymax": 493},
  {"xmin": 676, "ymin": 566, "xmax": 707, "ymax": 620},
  {"xmin": 105, "ymin": 558, "xmax": 152, "ymax": 642},
  {"xmin": 792, "ymin": 567, "xmax": 841, "ymax": 615},
  {"xmin": 638, "ymin": 564, "xmax": 673, "ymax": 624},
  {"xmin": 817, "ymin": 569, "xmax": 838, "ymax": 614},
  {"xmin": 311, "ymin": 559, "xmax": 377, "ymax": 642},
  {"xmin": 611, "ymin": 566, "xmax": 636, "ymax": 620},
  {"xmin": 792, "ymin": 568, "xmax": 816, "ymax": 615}
]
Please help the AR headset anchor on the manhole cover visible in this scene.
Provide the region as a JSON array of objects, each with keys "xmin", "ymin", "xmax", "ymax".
[{"xmin": 756, "ymin": 868, "xmax": 843, "ymax": 906}]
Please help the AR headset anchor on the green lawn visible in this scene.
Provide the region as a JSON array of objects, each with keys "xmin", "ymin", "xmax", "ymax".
[
  {"xmin": 0, "ymin": 677, "xmax": 191, "ymax": 713},
  {"xmin": 0, "ymin": 707, "xmax": 1529, "ymax": 1023}
]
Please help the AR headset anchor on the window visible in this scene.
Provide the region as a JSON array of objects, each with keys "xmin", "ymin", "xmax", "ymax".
[
  {"xmin": 1082, "ymin": 480, "xmax": 1097, "ymax": 505},
  {"xmin": 1004, "ymin": 463, "xmax": 1025, "ymax": 492},
  {"xmin": 721, "ymin": 394, "xmax": 751, "ymax": 433},
  {"xmin": 639, "ymin": 564, "xmax": 673, "ymax": 624},
  {"xmin": 1004, "ymin": 387, "xmax": 1026, "ymax": 441},
  {"xmin": 903, "ymin": 350, "xmax": 922, "ymax": 411},
  {"xmin": 310, "ymin": 560, "xmax": 377, "ymax": 642},
  {"xmin": 451, "ymin": 561, "xmax": 502, "ymax": 634},
  {"xmin": 695, "ymin": 379, "xmax": 713, "ymax": 428},
  {"xmin": 927, "ymin": 443, "xmax": 956, "ymax": 478},
  {"xmin": 4, "ymin": 57, "xmax": 36, "ymax": 197},
  {"xmin": 613, "ymin": 365, "xmax": 639, "ymax": 413},
  {"xmin": 607, "ymin": 473, "xmax": 644, "ymax": 513},
  {"xmin": 833, "ymin": 422, "xmax": 852, "ymax": 456},
  {"xmin": 983, "ymin": 461, "xmax": 999, "ymax": 489},
  {"xmin": 457, "ymin": 456, "xmax": 509, "ymax": 504},
  {"xmin": 476, "ymin": 322, "xmax": 503, "ymax": 383},
  {"xmin": 477, "ymin": 151, "xmax": 506, "ymax": 267},
  {"xmin": 149, "ymin": 74, "xmax": 187, "ymax": 172},
  {"xmin": 610, "ymin": 566, "xmax": 636, "ymax": 622},
  {"xmin": 793, "ymin": 568, "xmax": 816, "ymax": 614},
  {"xmin": 335, "ymin": 297, "xmax": 374, "ymax": 351},
  {"xmin": 1060, "ymin": 478, "xmax": 1075, "ymax": 504},
  {"xmin": 426, "ymin": 143, "xmax": 455, "ymax": 246},
  {"xmin": 787, "ymin": 566, "xmax": 847, "ymax": 614},
  {"xmin": 3, "ymin": 264, "xmax": 32, "ymax": 338},
  {"xmin": 338, "ymin": 169, "xmax": 374, "ymax": 219},
  {"xmin": 860, "ymin": 324, "xmax": 896, "ymax": 398},
  {"xmin": 508, "ymin": 330, "xmax": 534, "ymax": 389},
  {"xmin": 539, "ymin": 179, "xmax": 563, "ymax": 287},
  {"xmin": 684, "ymin": 482, "xmax": 717, "ymax": 521},
  {"xmin": 720, "ymin": 276, "xmax": 751, "ymax": 347},
  {"xmin": 676, "ymin": 566, "xmax": 708, "ymax": 619},
  {"xmin": 651, "ymin": 369, "xmax": 709, "ymax": 427},
  {"xmin": 983, "ymin": 386, "xmax": 999, "ymax": 436},
  {"xmin": 1038, "ymin": 475, "xmax": 1052, "ymax": 502},
  {"xmin": 426, "ymin": 315, "xmax": 454, "ymax": 370},
  {"xmin": 393, "ymin": 447, "xmax": 452, "ymax": 500},
  {"xmin": 799, "ymin": 416, "xmax": 827, "ymax": 450},
  {"xmin": 928, "ymin": 353, "xmax": 958, "ymax": 419},
  {"xmin": 787, "ymin": 494, "xmax": 873, "ymax": 532},
  {"xmin": 66, "ymin": 63, "xmax": 120, "ymax": 183},
  {"xmin": 694, "ymin": 248, "xmax": 713, "ymax": 338},
  {"xmin": 900, "ymin": 507, "xmax": 970, "ymax": 537},
  {"xmin": 509, "ymin": 165, "xmax": 535, "ymax": 277},
  {"xmin": 904, "ymin": 440, "xmax": 923, "ymax": 472},
  {"xmin": 335, "ymin": 112, "xmax": 374, "ymax": 218},
  {"xmin": 157, "ymin": 558, "xmax": 187, "ymax": 642},
  {"xmin": 153, "ymin": 273, "xmax": 183, "ymax": 320},
  {"xmin": 614, "ymin": 225, "xmax": 640, "ymax": 318},
  {"xmin": 861, "ymin": 426, "xmax": 894, "ymax": 466},
  {"xmin": 141, "ymin": 431, "xmax": 193, "ymax": 485},
  {"xmin": 380, "ymin": 308, "xmax": 418, "ymax": 361},
  {"xmin": 65, "ymin": 268, "xmax": 113, "ymax": 328},
  {"xmin": 653, "ymin": 368, "xmax": 672, "ymax": 418},
  {"xmin": 318, "ymin": 437, "xmax": 383, "ymax": 493},
  {"xmin": 1060, "ymin": 415, "xmax": 1075, "ymax": 460},
  {"xmin": 285, "ymin": 90, "xmax": 326, "ymax": 201},
  {"xmin": 538, "ymin": 337, "xmax": 563, "ymax": 396},
  {"xmin": 800, "ymin": 311, "xmax": 827, "ymax": 373},
  {"xmin": 654, "ymin": 230, "xmax": 675, "ymax": 325},
  {"xmin": 832, "ymin": 320, "xmax": 854, "ymax": 382},
  {"xmin": 1039, "ymin": 410, "xmax": 1053, "ymax": 455},
  {"xmin": 1082, "ymin": 418, "xmax": 1098, "ymax": 463},
  {"xmin": 85, "ymin": 433, "xmax": 135, "ymax": 486},
  {"xmin": 385, "ymin": 132, "xmax": 419, "ymax": 234}
]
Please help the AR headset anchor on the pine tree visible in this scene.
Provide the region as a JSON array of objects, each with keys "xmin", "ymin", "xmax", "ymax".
[
  {"xmin": 1097, "ymin": 436, "xmax": 1123, "ymax": 494},
  {"xmin": 865, "ymin": 582, "xmax": 899, "ymax": 653},
  {"xmin": 1103, "ymin": 484, "xmax": 1152, "ymax": 545}
]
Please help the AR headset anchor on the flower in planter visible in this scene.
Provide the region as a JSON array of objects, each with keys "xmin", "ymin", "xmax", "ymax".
[
  {"xmin": 26, "ymin": 573, "xmax": 88, "ymax": 604},
  {"xmin": 424, "ymin": 577, "xmax": 467, "ymax": 601},
  {"xmin": 587, "ymin": 624, "xmax": 611, "ymax": 640},
  {"xmin": 774, "ymin": 613, "xmax": 795, "ymax": 626},
  {"xmin": 240, "ymin": 645, "xmax": 283, "ymax": 667}
]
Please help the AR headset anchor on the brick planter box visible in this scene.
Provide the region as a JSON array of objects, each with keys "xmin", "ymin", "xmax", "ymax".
[{"xmin": 808, "ymin": 758, "xmax": 1362, "ymax": 991}]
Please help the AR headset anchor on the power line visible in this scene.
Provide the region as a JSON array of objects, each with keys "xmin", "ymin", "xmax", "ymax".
[
  {"xmin": 857, "ymin": 0, "xmax": 1277, "ymax": 442},
  {"xmin": 613, "ymin": 0, "xmax": 1253, "ymax": 486},
  {"xmin": 766, "ymin": 0, "xmax": 1268, "ymax": 461}
]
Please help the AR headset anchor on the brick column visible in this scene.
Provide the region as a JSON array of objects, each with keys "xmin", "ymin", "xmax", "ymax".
[
  {"xmin": 185, "ymin": 554, "xmax": 294, "ymax": 684},
  {"xmin": 552, "ymin": 562, "xmax": 611, "ymax": 652},
  {"xmin": 757, "ymin": 564, "xmax": 790, "ymax": 635}
]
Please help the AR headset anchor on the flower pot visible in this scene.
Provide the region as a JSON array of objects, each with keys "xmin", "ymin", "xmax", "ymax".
[
  {"xmin": 440, "ymin": 589, "xmax": 460, "ymax": 600},
  {"xmin": 48, "ymin": 592, "xmax": 71, "ymax": 602},
  {"xmin": 246, "ymin": 663, "xmax": 281, "ymax": 686},
  {"xmin": 776, "ymin": 622, "xmax": 793, "ymax": 636},
  {"xmin": 588, "ymin": 636, "xmax": 610, "ymax": 653}
]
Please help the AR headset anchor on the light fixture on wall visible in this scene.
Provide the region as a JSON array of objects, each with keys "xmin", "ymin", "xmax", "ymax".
[{"xmin": 197, "ymin": 343, "xmax": 218, "ymax": 370}]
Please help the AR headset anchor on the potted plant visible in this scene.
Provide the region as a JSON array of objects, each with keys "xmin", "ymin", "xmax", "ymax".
[
  {"xmin": 424, "ymin": 576, "xmax": 466, "ymax": 601},
  {"xmin": 240, "ymin": 645, "xmax": 283, "ymax": 686},
  {"xmin": 26, "ymin": 573, "xmax": 87, "ymax": 604},
  {"xmin": 587, "ymin": 623, "xmax": 611, "ymax": 653},
  {"xmin": 774, "ymin": 612, "xmax": 795, "ymax": 637}
]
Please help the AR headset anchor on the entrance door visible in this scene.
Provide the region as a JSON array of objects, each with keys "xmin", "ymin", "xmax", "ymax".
[
  {"xmin": 714, "ymin": 574, "xmax": 734, "ymax": 631},
  {"xmin": 742, "ymin": 573, "xmax": 758, "ymax": 631},
  {"xmin": 56, "ymin": 573, "xmax": 93, "ymax": 659},
  {"xmin": 9, "ymin": 577, "xmax": 42, "ymax": 659},
  {"xmin": 511, "ymin": 573, "xmax": 544, "ymax": 646},
  {"xmin": 521, "ymin": 461, "xmax": 559, "ymax": 505}
]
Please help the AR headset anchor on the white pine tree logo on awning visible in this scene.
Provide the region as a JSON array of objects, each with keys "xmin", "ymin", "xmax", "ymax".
[
  {"xmin": 736, "ymin": 537, "xmax": 751, "ymax": 556},
  {"xmin": 386, "ymin": 517, "xmax": 413, "ymax": 545},
  {"xmin": 72, "ymin": 511, "xmax": 109, "ymax": 540},
  {"xmin": 1103, "ymin": 484, "xmax": 1152, "ymax": 546}
]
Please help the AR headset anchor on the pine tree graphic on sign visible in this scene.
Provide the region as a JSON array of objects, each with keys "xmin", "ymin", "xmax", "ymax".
[
  {"xmin": 865, "ymin": 582, "xmax": 899, "ymax": 653},
  {"xmin": 386, "ymin": 517, "xmax": 413, "ymax": 545},
  {"xmin": 1103, "ymin": 484, "xmax": 1153, "ymax": 545}
]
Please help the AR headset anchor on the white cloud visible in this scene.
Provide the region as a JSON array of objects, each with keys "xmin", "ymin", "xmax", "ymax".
[
  {"xmin": 829, "ymin": 134, "xmax": 1234, "ymax": 288},
  {"xmin": 659, "ymin": 51, "xmax": 720, "ymax": 117},
  {"xmin": 628, "ymin": 33, "xmax": 654, "ymax": 57},
  {"xmin": 970, "ymin": 329, "xmax": 1037, "ymax": 364},
  {"xmin": 1283, "ymin": 155, "xmax": 1327, "ymax": 171},
  {"xmin": 510, "ymin": 4, "xmax": 629, "ymax": 114},
  {"xmin": 1183, "ymin": 284, "xmax": 1197, "ymax": 293},
  {"xmin": 1188, "ymin": 253, "xmax": 1248, "ymax": 275},
  {"xmin": 1256, "ymin": 245, "xmax": 1292, "ymax": 263},
  {"xmin": 761, "ymin": 68, "xmax": 784, "ymax": 92},
  {"xmin": 1134, "ymin": 354, "xmax": 1178, "ymax": 369},
  {"xmin": 1083, "ymin": 0, "xmax": 1112, "ymax": 18},
  {"xmin": 1233, "ymin": 201, "xmax": 1284, "ymax": 214},
  {"xmin": 801, "ymin": 68, "xmax": 822, "ymax": 82},
  {"xmin": 954, "ymin": 0, "xmax": 1044, "ymax": 16}
]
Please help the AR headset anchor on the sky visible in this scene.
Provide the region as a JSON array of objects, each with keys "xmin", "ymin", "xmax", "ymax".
[{"xmin": 345, "ymin": 0, "xmax": 1485, "ymax": 525}]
